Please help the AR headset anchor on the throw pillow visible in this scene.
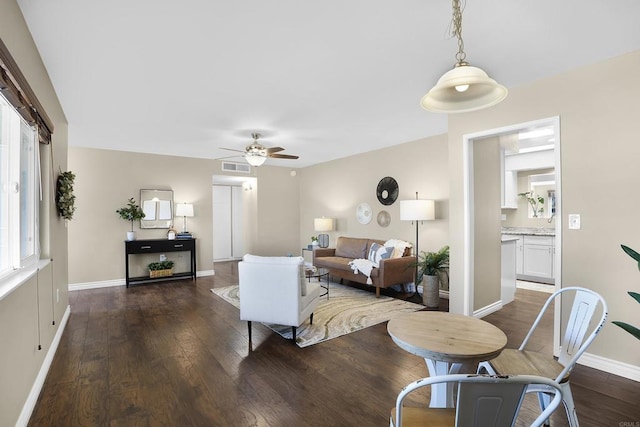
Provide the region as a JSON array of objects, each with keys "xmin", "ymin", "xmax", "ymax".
[{"xmin": 368, "ymin": 242, "xmax": 394, "ymax": 266}]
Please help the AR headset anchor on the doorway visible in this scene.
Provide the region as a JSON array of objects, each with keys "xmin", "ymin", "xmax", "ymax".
[
  {"xmin": 212, "ymin": 175, "xmax": 256, "ymax": 262},
  {"xmin": 463, "ymin": 116, "xmax": 562, "ymax": 353}
]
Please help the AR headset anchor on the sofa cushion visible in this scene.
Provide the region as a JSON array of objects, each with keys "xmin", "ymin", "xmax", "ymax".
[
  {"xmin": 335, "ymin": 237, "xmax": 369, "ymax": 259},
  {"xmin": 368, "ymin": 242, "xmax": 394, "ymax": 265},
  {"xmin": 314, "ymin": 256, "xmax": 353, "ymax": 271}
]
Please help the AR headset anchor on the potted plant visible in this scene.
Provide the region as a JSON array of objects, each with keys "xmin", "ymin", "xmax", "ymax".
[
  {"xmin": 518, "ymin": 191, "xmax": 544, "ymax": 218},
  {"xmin": 309, "ymin": 236, "xmax": 319, "ymax": 249},
  {"xmin": 414, "ymin": 245, "xmax": 449, "ymax": 308},
  {"xmin": 615, "ymin": 245, "xmax": 640, "ymax": 341},
  {"xmin": 116, "ymin": 197, "xmax": 146, "ymax": 241},
  {"xmin": 147, "ymin": 260, "xmax": 175, "ymax": 278}
]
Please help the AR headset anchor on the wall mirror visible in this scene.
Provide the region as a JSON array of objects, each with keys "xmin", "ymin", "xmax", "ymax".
[{"xmin": 140, "ymin": 189, "xmax": 173, "ymax": 229}]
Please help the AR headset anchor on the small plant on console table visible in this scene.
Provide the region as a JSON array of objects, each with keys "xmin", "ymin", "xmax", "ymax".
[
  {"xmin": 116, "ymin": 197, "xmax": 146, "ymax": 241},
  {"xmin": 147, "ymin": 260, "xmax": 175, "ymax": 278}
]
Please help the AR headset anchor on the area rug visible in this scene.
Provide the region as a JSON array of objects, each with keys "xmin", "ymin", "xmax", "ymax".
[{"xmin": 211, "ymin": 283, "xmax": 423, "ymax": 348}]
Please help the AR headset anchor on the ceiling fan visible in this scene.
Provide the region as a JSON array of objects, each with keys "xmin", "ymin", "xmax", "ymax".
[{"xmin": 219, "ymin": 133, "xmax": 299, "ymax": 166}]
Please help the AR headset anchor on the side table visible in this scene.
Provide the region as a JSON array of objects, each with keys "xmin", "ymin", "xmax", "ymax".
[{"xmin": 305, "ymin": 267, "xmax": 330, "ymax": 299}]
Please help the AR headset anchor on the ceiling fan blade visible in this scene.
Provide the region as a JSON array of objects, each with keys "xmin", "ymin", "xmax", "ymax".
[
  {"xmin": 266, "ymin": 146, "xmax": 285, "ymax": 154},
  {"xmin": 220, "ymin": 147, "xmax": 246, "ymax": 153},
  {"xmin": 214, "ymin": 154, "xmax": 244, "ymax": 160},
  {"xmin": 269, "ymin": 153, "xmax": 299, "ymax": 160}
]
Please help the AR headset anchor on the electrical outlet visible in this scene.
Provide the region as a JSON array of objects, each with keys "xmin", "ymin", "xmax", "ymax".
[{"xmin": 160, "ymin": 254, "xmax": 167, "ymax": 261}]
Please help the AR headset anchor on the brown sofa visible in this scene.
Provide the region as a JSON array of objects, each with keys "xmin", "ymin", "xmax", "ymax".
[{"xmin": 313, "ymin": 236, "xmax": 416, "ymax": 297}]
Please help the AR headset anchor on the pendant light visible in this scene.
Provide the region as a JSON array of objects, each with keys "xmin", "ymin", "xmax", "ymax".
[{"xmin": 421, "ymin": 0, "xmax": 507, "ymax": 113}]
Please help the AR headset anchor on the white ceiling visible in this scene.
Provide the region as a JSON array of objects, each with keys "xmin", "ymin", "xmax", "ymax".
[{"xmin": 17, "ymin": 0, "xmax": 640, "ymax": 168}]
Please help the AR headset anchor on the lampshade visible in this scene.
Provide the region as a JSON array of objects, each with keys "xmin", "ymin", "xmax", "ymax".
[
  {"xmin": 245, "ymin": 154, "xmax": 267, "ymax": 167},
  {"xmin": 421, "ymin": 63, "xmax": 507, "ymax": 113},
  {"xmin": 314, "ymin": 217, "xmax": 334, "ymax": 232},
  {"xmin": 400, "ymin": 199, "xmax": 435, "ymax": 221},
  {"xmin": 175, "ymin": 203, "xmax": 194, "ymax": 217}
]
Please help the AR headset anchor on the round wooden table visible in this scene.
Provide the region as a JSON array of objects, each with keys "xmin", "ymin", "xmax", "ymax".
[{"xmin": 387, "ymin": 311, "xmax": 507, "ymax": 408}]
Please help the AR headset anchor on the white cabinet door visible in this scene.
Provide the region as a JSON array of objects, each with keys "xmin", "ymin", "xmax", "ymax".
[
  {"xmin": 523, "ymin": 243, "xmax": 553, "ymax": 278},
  {"xmin": 501, "ymin": 240, "xmax": 517, "ymax": 304},
  {"xmin": 516, "ymin": 236, "xmax": 524, "ymax": 275}
]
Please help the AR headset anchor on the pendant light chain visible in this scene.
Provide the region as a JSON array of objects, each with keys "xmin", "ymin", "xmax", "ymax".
[{"xmin": 452, "ymin": 0, "xmax": 467, "ymax": 65}]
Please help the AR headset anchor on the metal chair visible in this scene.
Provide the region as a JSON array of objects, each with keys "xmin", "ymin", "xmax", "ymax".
[
  {"xmin": 390, "ymin": 374, "xmax": 563, "ymax": 427},
  {"xmin": 477, "ymin": 287, "xmax": 608, "ymax": 427}
]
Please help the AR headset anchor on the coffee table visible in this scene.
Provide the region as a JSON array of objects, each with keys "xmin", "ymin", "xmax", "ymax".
[{"xmin": 306, "ymin": 267, "xmax": 330, "ymax": 299}]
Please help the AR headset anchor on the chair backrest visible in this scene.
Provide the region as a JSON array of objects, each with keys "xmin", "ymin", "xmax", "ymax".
[
  {"xmin": 519, "ymin": 286, "xmax": 608, "ymax": 380},
  {"xmin": 394, "ymin": 374, "xmax": 563, "ymax": 427}
]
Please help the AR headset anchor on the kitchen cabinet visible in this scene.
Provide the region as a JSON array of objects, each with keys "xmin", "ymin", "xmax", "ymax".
[
  {"xmin": 501, "ymin": 238, "xmax": 518, "ymax": 304},
  {"xmin": 522, "ymin": 235, "xmax": 554, "ymax": 283},
  {"xmin": 500, "ymin": 150, "xmax": 518, "ymax": 209}
]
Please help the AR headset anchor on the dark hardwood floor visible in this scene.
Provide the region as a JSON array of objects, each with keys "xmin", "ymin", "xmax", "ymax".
[{"xmin": 28, "ymin": 262, "xmax": 639, "ymax": 426}]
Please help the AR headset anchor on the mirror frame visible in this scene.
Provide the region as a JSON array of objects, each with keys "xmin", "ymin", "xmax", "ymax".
[{"xmin": 140, "ymin": 189, "xmax": 174, "ymax": 229}]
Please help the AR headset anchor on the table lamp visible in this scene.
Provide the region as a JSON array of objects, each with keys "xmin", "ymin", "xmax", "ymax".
[
  {"xmin": 175, "ymin": 202, "xmax": 194, "ymax": 238},
  {"xmin": 314, "ymin": 217, "xmax": 334, "ymax": 248}
]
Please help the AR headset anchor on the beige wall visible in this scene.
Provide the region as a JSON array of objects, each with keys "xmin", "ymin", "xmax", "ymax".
[
  {"xmin": 68, "ymin": 147, "xmax": 301, "ymax": 283},
  {"xmin": 299, "ymin": 134, "xmax": 449, "ymax": 258},
  {"xmin": 449, "ymin": 49, "xmax": 640, "ymax": 367},
  {"xmin": 473, "ymin": 138, "xmax": 501, "ymax": 309},
  {"xmin": 0, "ymin": 0, "xmax": 70, "ymax": 425}
]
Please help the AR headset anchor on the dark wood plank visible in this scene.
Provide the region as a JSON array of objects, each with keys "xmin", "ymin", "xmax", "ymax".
[{"xmin": 28, "ymin": 263, "xmax": 640, "ymax": 427}]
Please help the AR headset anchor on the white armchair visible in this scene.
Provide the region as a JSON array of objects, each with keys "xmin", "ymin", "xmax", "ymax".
[{"xmin": 239, "ymin": 254, "xmax": 321, "ymax": 346}]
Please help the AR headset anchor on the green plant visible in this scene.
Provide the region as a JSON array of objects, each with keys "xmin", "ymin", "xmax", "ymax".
[
  {"xmin": 148, "ymin": 260, "xmax": 175, "ymax": 271},
  {"xmin": 311, "ymin": 236, "xmax": 318, "ymax": 242},
  {"xmin": 518, "ymin": 191, "xmax": 544, "ymax": 217},
  {"xmin": 56, "ymin": 171, "xmax": 76, "ymax": 220},
  {"xmin": 614, "ymin": 245, "xmax": 640, "ymax": 341},
  {"xmin": 116, "ymin": 198, "xmax": 145, "ymax": 231},
  {"xmin": 414, "ymin": 245, "xmax": 450, "ymax": 283}
]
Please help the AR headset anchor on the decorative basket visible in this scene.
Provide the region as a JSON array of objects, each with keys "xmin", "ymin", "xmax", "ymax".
[{"xmin": 149, "ymin": 268, "xmax": 173, "ymax": 278}]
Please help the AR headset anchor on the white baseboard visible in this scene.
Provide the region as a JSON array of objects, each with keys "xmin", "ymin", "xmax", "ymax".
[
  {"xmin": 69, "ymin": 270, "xmax": 215, "ymax": 291},
  {"xmin": 578, "ymin": 351, "xmax": 640, "ymax": 382},
  {"xmin": 16, "ymin": 304, "xmax": 71, "ymax": 427},
  {"xmin": 69, "ymin": 278, "xmax": 125, "ymax": 291},
  {"xmin": 473, "ymin": 300, "xmax": 503, "ymax": 318}
]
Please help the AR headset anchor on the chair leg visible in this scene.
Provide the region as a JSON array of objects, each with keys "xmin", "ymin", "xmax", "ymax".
[
  {"xmin": 537, "ymin": 392, "xmax": 552, "ymax": 426},
  {"xmin": 477, "ymin": 360, "xmax": 496, "ymax": 375},
  {"xmin": 291, "ymin": 326, "xmax": 297, "ymax": 342},
  {"xmin": 561, "ymin": 383, "xmax": 579, "ymax": 427},
  {"xmin": 247, "ymin": 321, "xmax": 252, "ymax": 343},
  {"xmin": 310, "ymin": 313, "xmax": 314, "ymax": 325}
]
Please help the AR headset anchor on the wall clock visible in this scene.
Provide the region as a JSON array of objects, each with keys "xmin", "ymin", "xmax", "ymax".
[
  {"xmin": 376, "ymin": 176, "xmax": 399, "ymax": 206},
  {"xmin": 356, "ymin": 202, "xmax": 372, "ymax": 224}
]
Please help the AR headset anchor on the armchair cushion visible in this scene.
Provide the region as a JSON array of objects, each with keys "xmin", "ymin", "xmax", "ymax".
[{"xmin": 243, "ymin": 254, "xmax": 307, "ymax": 295}]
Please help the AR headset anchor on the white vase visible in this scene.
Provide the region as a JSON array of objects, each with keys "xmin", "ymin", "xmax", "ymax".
[
  {"xmin": 422, "ymin": 275, "xmax": 440, "ymax": 308},
  {"xmin": 126, "ymin": 231, "xmax": 136, "ymax": 241}
]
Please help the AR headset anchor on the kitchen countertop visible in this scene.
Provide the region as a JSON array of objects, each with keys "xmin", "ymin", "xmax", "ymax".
[{"xmin": 501, "ymin": 227, "xmax": 555, "ymax": 236}]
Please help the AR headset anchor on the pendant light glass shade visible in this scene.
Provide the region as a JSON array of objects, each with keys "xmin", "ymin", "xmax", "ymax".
[{"xmin": 421, "ymin": 63, "xmax": 508, "ymax": 113}]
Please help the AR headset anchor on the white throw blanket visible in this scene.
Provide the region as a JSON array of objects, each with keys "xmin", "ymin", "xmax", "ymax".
[{"xmin": 348, "ymin": 258, "xmax": 376, "ymax": 284}]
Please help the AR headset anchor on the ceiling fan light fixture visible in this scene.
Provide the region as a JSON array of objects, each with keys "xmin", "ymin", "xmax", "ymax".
[
  {"xmin": 421, "ymin": 0, "xmax": 507, "ymax": 114},
  {"xmin": 245, "ymin": 153, "xmax": 267, "ymax": 167}
]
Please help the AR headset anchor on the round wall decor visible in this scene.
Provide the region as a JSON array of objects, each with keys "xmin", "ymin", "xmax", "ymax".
[
  {"xmin": 377, "ymin": 210, "xmax": 391, "ymax": 227},
  {"xmin": 356, "ymin": 202, "xmax": 372, "ymax": 224},
  {"xmin": 376, "ymin": 176, "xmax": 399, "ymax": 206}
]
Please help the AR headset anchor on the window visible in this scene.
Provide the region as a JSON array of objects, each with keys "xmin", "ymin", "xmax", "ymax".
[{"xmin": 0, "ymin": 93, "xmax": 39, "ymax": 278}]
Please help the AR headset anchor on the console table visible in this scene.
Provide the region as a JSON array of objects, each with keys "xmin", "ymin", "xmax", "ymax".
[{"xmin": 125, "ymin": 238, "xmax": 197, "ymax": 287}]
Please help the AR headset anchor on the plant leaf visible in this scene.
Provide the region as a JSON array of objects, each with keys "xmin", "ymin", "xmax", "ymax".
[
  {"xmin": 628, "ymin": 291, "xmax": 640, "ymax": 304},
  {"xmin": 621, "ymin": 245, "xmax": 640, "ymax": 271},
  {"xmin": 612, "ymin": 321, "xmax": 640, "ymax": 341}
]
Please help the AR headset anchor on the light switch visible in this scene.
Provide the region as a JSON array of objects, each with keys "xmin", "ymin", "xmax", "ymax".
[{"xmin": 568, "ymin": 214, "xmax": 581, "ymax": 230}]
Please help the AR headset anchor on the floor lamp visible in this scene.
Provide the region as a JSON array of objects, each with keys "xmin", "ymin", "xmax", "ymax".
[{"xmin": 400, "ymin": 193, "xmax": 435, "ymax": 300}]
